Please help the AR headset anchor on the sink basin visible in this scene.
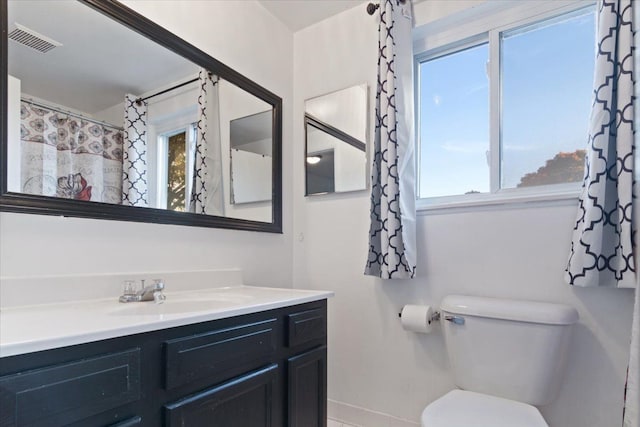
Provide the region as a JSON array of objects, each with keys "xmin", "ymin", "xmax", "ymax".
[
  {"xmin": 108, "ymin": 300, "xmax": 228, "ymax": 316},
  {"xmin": 107, "ymin": 290, "xmax": 257, "ymax": 316}
]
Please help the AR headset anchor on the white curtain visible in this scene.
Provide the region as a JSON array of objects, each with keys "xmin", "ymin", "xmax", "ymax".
[
  {"xmin": 20, "ymin": 101, "xmax": 123, "ymax": 203},
  {"xmin": 562, "ymin": 1, "xmax": 637, "ymax": 425},
  {"xmin": 565, "ymin": 0, "xmax": 635, "ymax": 288},
  {"xmin": 189, "ymin": 69, "xmax": 225, "ymax": 216},
  {"xmin": 122, "ymin": 94, "xmax": 148, "ymax": 207},
  {"xmin": 364, "ymin": 0, "xmax": 417, "ymax": 279}
]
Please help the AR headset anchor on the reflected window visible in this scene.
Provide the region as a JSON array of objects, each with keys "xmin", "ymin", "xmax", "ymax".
[{"xmin": 158, "ymin": 125, "xmax": 196, "ymax": 211}]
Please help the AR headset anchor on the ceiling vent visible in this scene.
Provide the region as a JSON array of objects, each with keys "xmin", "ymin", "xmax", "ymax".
[{"xmin": 8, "ymin": 23, "xmax": 62, "ymax": 53}]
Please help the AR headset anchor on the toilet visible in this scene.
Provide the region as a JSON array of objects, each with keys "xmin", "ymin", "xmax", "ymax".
[{"xmin": 421, "ymin": 295, "xmax": 579, "ymax": 427}]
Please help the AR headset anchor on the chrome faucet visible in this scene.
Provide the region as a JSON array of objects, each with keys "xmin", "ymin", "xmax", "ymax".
[{"xmin": 119, "ymin": 279, "xmax": 166, "ymax": 303}]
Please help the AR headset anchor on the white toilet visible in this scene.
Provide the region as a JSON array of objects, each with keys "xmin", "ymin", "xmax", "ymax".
[{"xmin": 421, "ymin": 295, "xmax": 579, "ymax": 427}]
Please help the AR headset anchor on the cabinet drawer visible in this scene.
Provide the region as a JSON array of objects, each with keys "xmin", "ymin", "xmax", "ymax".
[
  {"xmin": 286, "ymin": 308, "xmax": 326, "ymax": 348},
  {"xmin": 0, "ymin": 348, "xmax": 140, "ymax": 427},
  {"xmin": 108, "ymin": 416, "xmax": 142, "ymax": 426},
  {"xmin": 164, "ymin": 364, "xmax": 279, "ymax": 427},
  {"xmin": 164, "ymin": 319, "xmax": 277, "ymax": 390}
]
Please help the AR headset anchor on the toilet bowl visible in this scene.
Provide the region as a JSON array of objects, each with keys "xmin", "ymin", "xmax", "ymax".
[{"xmin": 420, "ymin": 295, "xmax": 579, "ymax": 427}]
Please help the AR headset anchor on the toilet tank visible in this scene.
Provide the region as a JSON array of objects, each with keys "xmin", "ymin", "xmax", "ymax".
[{"xmin": 441, "ymin": 295, "xmax": 579, "ymax": 406}]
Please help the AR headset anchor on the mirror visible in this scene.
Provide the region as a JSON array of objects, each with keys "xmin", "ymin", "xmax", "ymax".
[
  {"xmin": 304, "ymin": 84, "xmax": 368, "ymax": 196},
  {"xmin": 230, "ymin": 110, "xmax": 272, "ymax": 206},
  {"xmin": 1, "ymin": 0, "xmax": 282, "ymax": 232}
]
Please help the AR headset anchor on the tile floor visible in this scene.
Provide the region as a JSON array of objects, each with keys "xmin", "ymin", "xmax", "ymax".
[{"xmin": 328, "ymin": 419, "xmax": 359, "ymax": 427}]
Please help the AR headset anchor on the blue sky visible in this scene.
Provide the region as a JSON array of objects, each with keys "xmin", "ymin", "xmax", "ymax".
[{"xmin": 418, "ymin": 8, "xmax": 595, "ymax": 198}]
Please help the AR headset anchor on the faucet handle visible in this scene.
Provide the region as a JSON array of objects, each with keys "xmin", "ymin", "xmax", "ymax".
[
  {"xmin": 153, "ymin": 279, "xmax": 165, "ymax": 290},
  {"xmin": 123, "ymin": 280, "xmax": 137, "ymax": 296}
]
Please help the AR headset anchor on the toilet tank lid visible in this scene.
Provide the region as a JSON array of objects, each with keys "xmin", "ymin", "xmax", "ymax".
[{"xmin": 441, "ymin": 295, "xmax": 579, "ymax": 325}]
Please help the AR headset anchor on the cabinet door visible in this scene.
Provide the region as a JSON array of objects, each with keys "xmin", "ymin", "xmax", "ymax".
[
  {"xmin": 164, "ymin": 364, "xmax": 279, "ymax": 427},
  {"xmin": 0, "ymin": 348, "xmax": 140, "ymax": 427},
  {"xmin": 288, "ymin": 346, "xmax": 327, "ymax": 427}
]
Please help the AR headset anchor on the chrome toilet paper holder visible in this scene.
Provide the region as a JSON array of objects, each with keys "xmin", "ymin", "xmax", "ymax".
[
  {"xmin": 398, "ymin": 310, "xmax": 441, "ymax": 323},
  {"xmin": 397, "ymin": 310, "xmax": 465, "ymax": 325}
]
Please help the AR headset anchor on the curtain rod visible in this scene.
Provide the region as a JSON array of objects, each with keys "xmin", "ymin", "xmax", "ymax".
[
  {"xmin": 367, "ymin": 0, "xmax": 406, "ymax": 15},
  {"xmin": 135, "ymin": 72, "xmax": 216, "ymax": 105},
  {"xmin": 21, "ymin": 98, "xmax": 124, "ymax": 131},
  {"xmin": 136, "ymin": 77, "xmax": 198, "ymax": 105}
]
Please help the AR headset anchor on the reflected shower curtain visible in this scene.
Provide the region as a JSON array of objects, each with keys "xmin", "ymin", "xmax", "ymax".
[
  {"xmin": 365, "ymin": 0, "xmax": 417, "ymax": 279},
  {"xmin": 122, "ymin": 94, "xmax": 148, "ymax": 207},
  {"xmin": 20, "ymin": 101, "xmax": 123, "ymax": 203},
  {"xmin": 189, "ymin": 69, "xmax": 225, "ymax": 216}
]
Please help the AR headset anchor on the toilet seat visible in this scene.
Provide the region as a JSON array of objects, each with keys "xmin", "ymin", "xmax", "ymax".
[{"xmin": 421, "ymin": 390, "xmax": 548, "ymax": 427}]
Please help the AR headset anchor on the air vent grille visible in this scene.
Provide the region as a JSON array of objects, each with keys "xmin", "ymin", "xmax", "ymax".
[{"xmin": 8, "ymin": 24, "xmax": 62, "ymax": 53}]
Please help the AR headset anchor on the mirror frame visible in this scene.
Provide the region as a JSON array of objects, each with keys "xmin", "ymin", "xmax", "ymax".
[{"xmin": 0, "ymin": 0, "xmax": 283, "ymax": 233}]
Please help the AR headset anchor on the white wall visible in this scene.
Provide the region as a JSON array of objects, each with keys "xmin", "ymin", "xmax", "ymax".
[
  {"xmin": 0, "ymin": 0, "xmax": 294, "ymax": 289},
  {"xmin": 293, "ymin": 2, "xmax": 634, "ymax": 427}
]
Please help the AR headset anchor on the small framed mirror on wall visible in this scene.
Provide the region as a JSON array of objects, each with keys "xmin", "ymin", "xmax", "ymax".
[{"xmin": 304, "ymin": 84, "xmax": 368, "ymax": 196}]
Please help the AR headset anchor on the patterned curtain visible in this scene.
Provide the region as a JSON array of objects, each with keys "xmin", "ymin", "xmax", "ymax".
[
  {"xmin": 189, "ymin": 69, "xmax": 225, "ymax": 216},
  {"xmin": 364, "ymin": 0, "xmax": 417, "ymax": 279},
  {"xmin": 122, "ymin": 94, "xmax": 148, "ymax": 207},
  {"xmin": 20, "ymin": 101, "xmax": 123, "ymax": 203},
  {"xmin": 565, "ymin": 0, "xmax": 635, "ymax": 289}
]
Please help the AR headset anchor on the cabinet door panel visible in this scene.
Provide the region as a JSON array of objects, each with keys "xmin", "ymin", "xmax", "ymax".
[
  {"xmin": 164, "ymin": 319, "xmax": 277, "ymax": 390},
  {"xmin": 164, "ymin": 364, "xmax": 279, "ymax": 427},
  {"xmin": 286, "ymin": 308, "xmax": 326, "ymax": 348},
  {"xmin": 0, "ymin": 348, "xmax": 140, "ymax": 427},
  {"xmin": 288, "ymin": 346, "xmax": 327, "ymax": 427}
]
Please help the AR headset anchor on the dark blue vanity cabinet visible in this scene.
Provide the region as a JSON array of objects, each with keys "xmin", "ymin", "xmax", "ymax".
[{"xmin": 0, "ymin": 300, "xmax": 328, "ymax": 427}]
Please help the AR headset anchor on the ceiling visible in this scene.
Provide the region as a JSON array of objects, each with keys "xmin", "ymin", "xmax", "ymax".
[
  {"xmin": 258, "ymin": 0, "xmax": 365, "ymax": 32},
  {"xmin": 8, "ymin": 0, "xmax": 368, "ymax": 117},
  {"xmin": 8, "ymin": 0, "xmax": 197, "ymax": 115}
]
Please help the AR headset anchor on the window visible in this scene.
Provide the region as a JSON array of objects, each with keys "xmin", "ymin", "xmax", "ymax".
[
  {"xmin": 416, "ymin": 3, "xmax": 596, "ymax": 206},
  {"xmin": 157, "ymin": 125, "xmax": 196, "ymax": 211}
]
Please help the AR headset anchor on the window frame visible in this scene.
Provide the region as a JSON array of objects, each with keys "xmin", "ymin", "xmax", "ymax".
[
  {"xmin": 155, "ymin": 123, "xmax": 197, "ymax": 211},
  {"xmin": 413, "ymin": 0, "xmax": 596, "ymax": 212}
]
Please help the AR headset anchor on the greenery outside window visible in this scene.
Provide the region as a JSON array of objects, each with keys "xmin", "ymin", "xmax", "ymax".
[{"xmin": 157, "ymin": 125, "xmax": 196, "ymax": 211}]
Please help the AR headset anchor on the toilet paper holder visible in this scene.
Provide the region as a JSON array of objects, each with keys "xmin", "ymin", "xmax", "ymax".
[
  {"xmin": 398, "ymin": 310, "xmax": 441, "ymax": 323},
  {"xmin": 397, "ymin": 310, "xmax": 466, "ymax": 325}
]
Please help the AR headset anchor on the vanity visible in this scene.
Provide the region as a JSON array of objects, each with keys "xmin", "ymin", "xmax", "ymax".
[{"xmin": 0, "ymin": 283, "xmax": 332, "ymax": 427}]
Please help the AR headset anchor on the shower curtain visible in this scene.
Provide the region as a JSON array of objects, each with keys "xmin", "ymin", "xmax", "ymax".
[
  {"xmin": 365, "ymin": 0, "xmax": 417, "ymax": 279},
  {"xmin": 20, "ymin": 101, "xmax": 123, "ymax": 203},
  {"xmin": 189, "ymin": 69, "xmax": 225, "ymax": 216}
]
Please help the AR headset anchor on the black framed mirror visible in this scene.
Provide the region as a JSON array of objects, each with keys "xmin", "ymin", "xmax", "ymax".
[{"xmin": 0, "ymin": 0, "xmax": 282, "ymax": 233}]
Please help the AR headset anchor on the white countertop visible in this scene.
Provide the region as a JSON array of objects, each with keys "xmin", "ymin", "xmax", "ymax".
[{"xmin": 0, "ymin": 285, "xmax": 333, "ymax": 358}]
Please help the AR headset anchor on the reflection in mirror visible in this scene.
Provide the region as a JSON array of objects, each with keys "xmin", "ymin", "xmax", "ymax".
[
  {"xmin": 304, "ymin": 84, "xmax": 368, "ymax": 196},
  {"xmin": 230, "ymin": 110, "xmax": 272, "ymax": 206},
  {"xmin": 4, "ymin": 0, "xmax": 278, "ymax": 226}
]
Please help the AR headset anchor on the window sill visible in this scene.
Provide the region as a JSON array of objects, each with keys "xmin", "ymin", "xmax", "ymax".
[{"xmin": 416, "ymin": 188, "xmax": 580, "ymax": 215}]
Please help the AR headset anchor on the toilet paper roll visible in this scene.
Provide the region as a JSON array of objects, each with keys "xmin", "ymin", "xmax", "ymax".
[{"xmin": 400, "ymin": 304, "xmax": 434, "ymax": 333}]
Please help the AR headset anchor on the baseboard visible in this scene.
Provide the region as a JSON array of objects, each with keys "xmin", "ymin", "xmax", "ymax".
[{"xmin": 328, "ymin": 399, "xmax": 420, "ymax": 427}]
